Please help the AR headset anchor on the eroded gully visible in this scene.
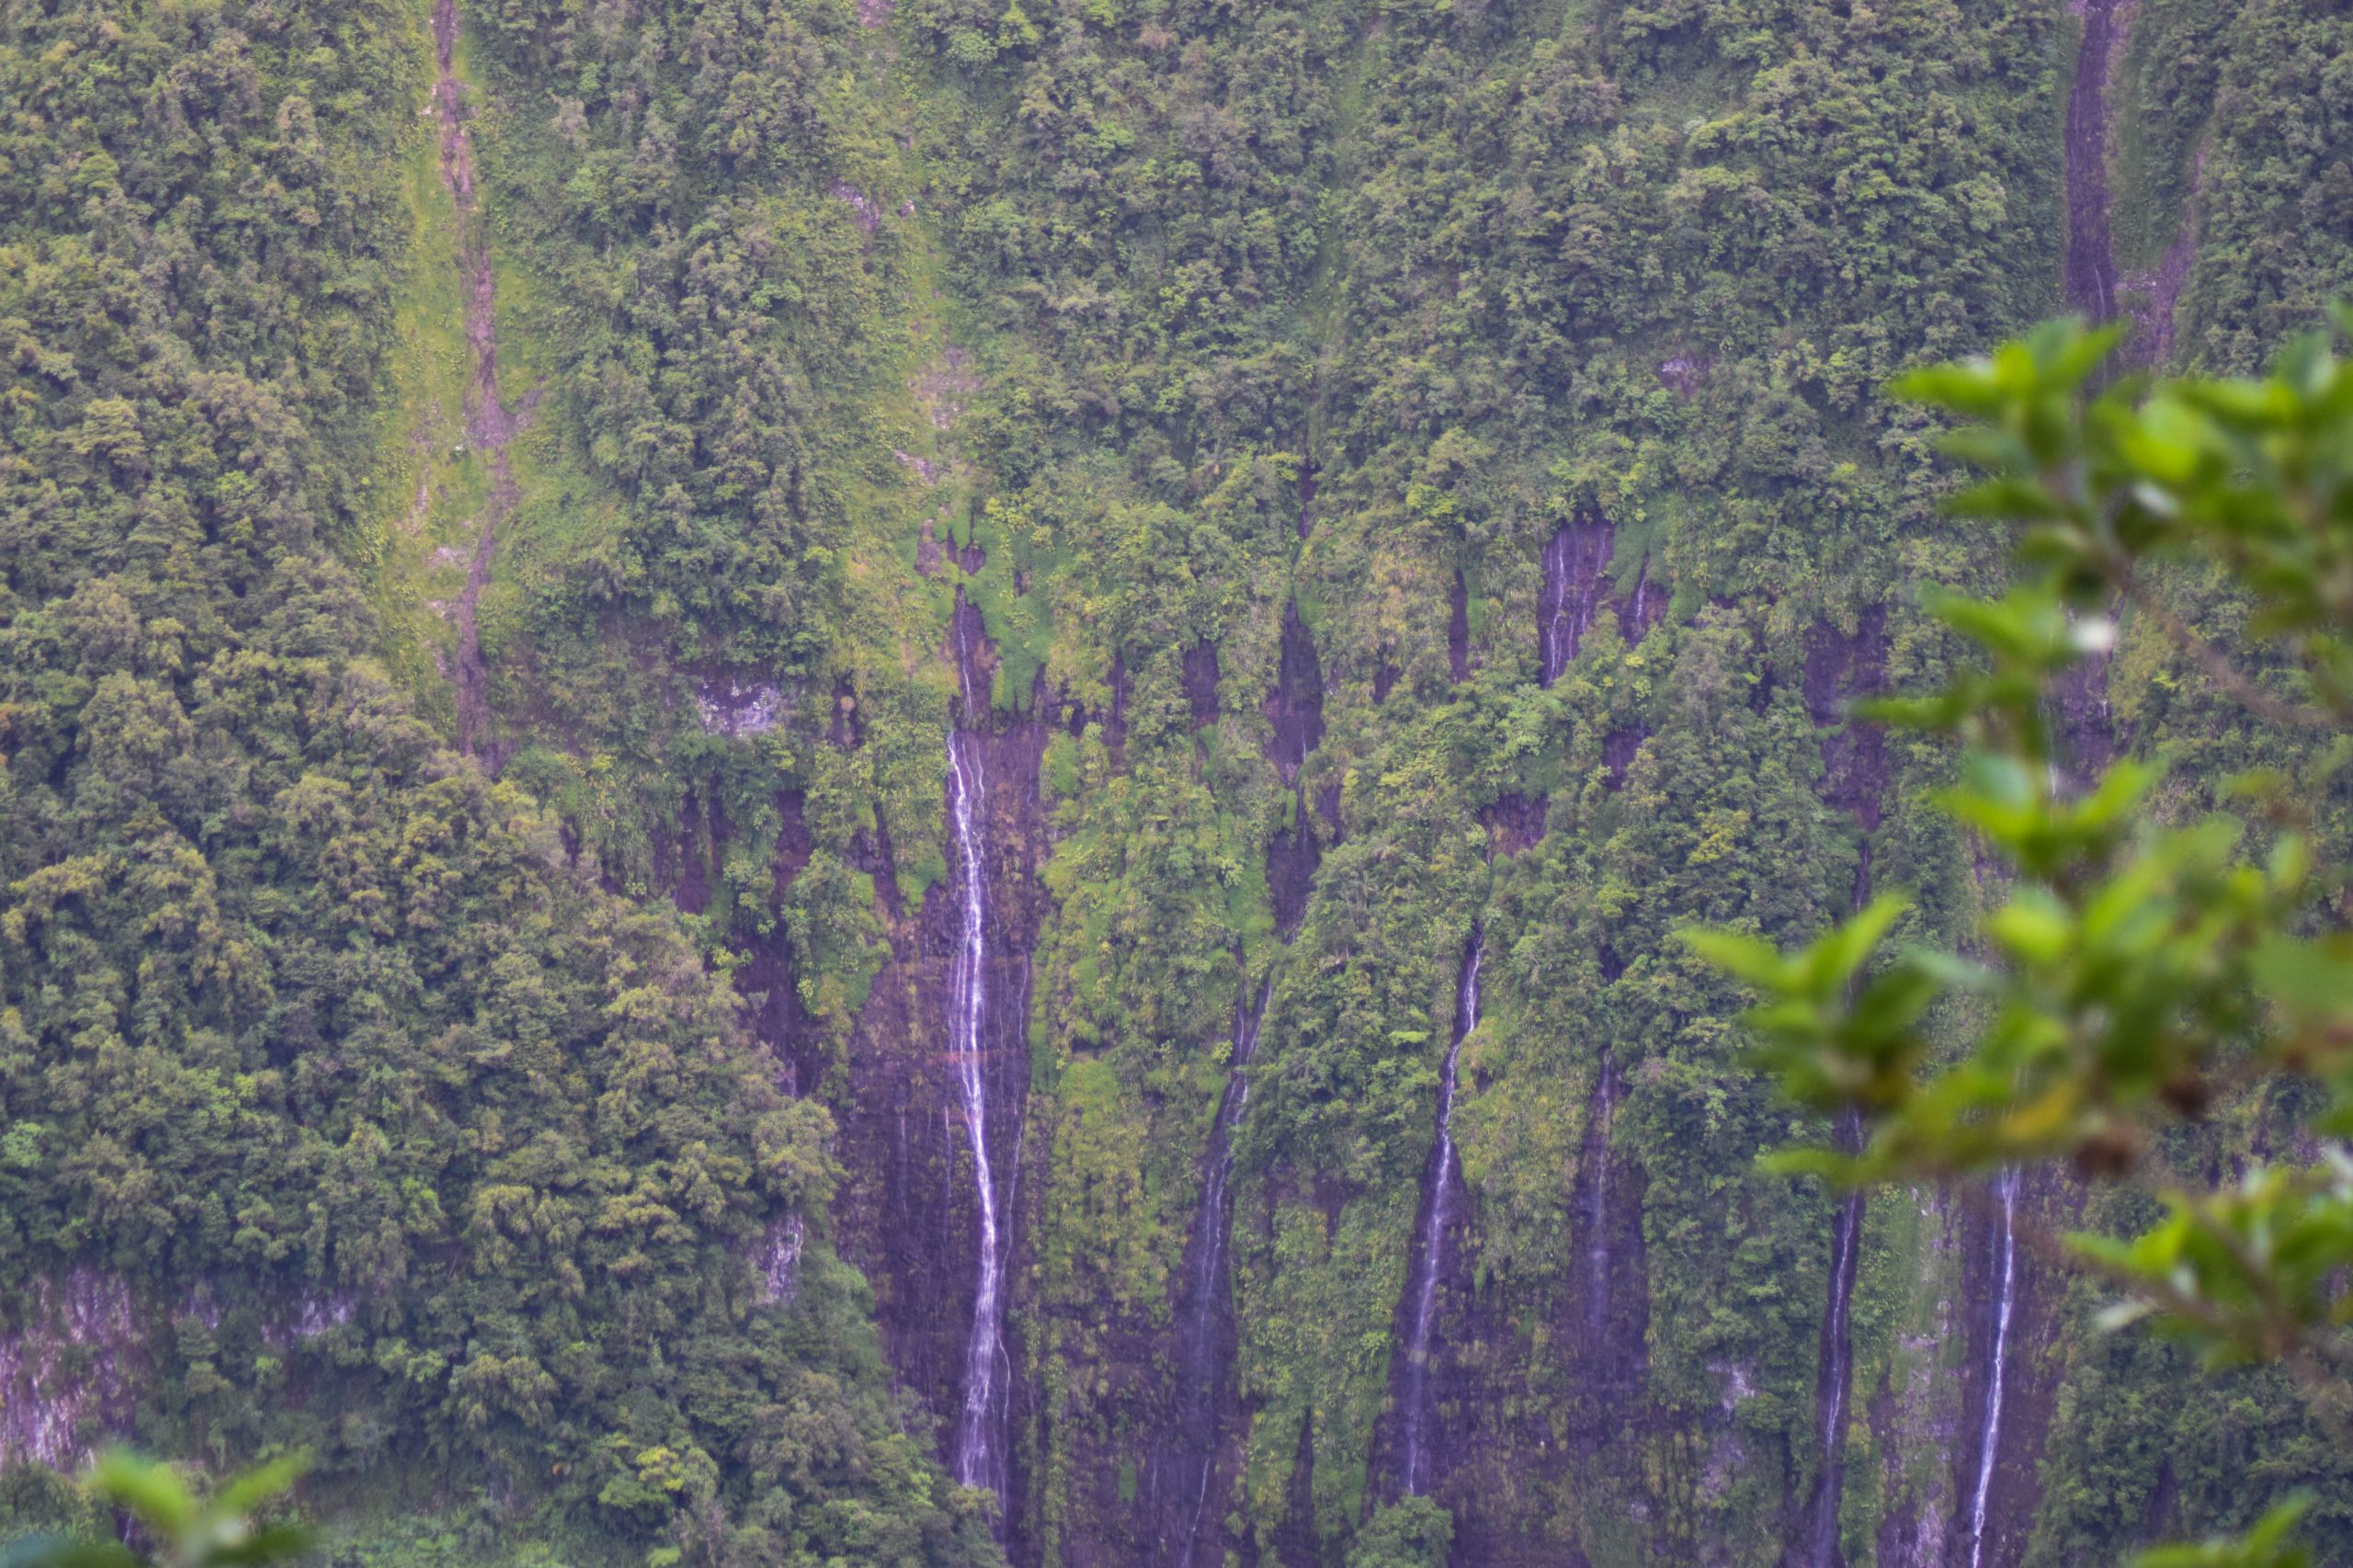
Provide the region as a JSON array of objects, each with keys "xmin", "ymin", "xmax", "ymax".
[
  {"xmin": 1160, "ymin": 975, "xmax": 1277, "ymax": 1566},
  {"xmin": 429, "ymin": 0, "xmax": 531, "ymax": 762}
]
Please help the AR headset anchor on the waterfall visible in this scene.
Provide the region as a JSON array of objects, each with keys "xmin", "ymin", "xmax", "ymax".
[
  {"xmin": 2063, "ymin": 0, "xmax": 2126, "ymax": 327},
  {"xmin": 1165, "ymin": 976, "xmax": 1277, "ymax": 1566},
  {"xmin": 949, "ymin": 605, "xmax": 1008, "ymax": 1502},
  {"xmin": 948, "ymin": 724, "xmax": 1006, "ymax": 1495},
  {"xmin": 1399, "ymin": 927, "xmax": 1483, "ymax": 1495},
  {"xmin": 1804, "ymin": 1165, "xmax": 1866, "ymax": 1568},
  {"xmin": 1964, "ymin": 1171, "xmax": 2020, "ymax": 1568},
  {"xmin": 1797, "ymin": 833, "xmax": 1873, "ymax": 1566},
  {"xmin": 1583, "ymin": 1051, "xmax": 1619, "ymax": 1345},
  {"xmin": 1540, "ymin": 521, "xmax": 1611, "ymax": 687}
]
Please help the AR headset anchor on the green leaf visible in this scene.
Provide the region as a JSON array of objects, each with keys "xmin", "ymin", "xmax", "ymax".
[
  {"xmin": 1679, "ymin": 927, "xmax": 1788, "ymax": 990},
  {"xmin": 85, "ymin": 1453, "xmax": 198, "ymax": 1538}
]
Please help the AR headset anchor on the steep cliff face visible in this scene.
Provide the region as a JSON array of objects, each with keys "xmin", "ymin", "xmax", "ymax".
[
  {"xmin": 1150, "ymin": 978, "xmax": 1275, "ymax": 1568},
  {"xmin": 1790, "ymin": 616, "xmax": 1889, "ymax": 1568},
  {"xmin": 825, "ymin": 591, "xmax": 1051, "ymax": 1540},
  {"xmin": 0, "ymin": 1273, "xmax": 139, "ymax": 1471},
  {"xmin": 1265, "ymin": 602, "xmax": 1331, "ymax": 941},
  {"xmin": 1943, "ymin": 1173, "xmax": 2069, "ymax": 1568},
  {"xmin": 23, "ymin": 0, "xmax": 2353, "ymax": 1555}
]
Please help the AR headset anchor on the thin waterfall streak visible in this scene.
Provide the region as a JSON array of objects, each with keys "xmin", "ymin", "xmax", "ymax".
[
  {"xmin": 949, "ymin": 727, "xmax": 1002, "ymax": 1495},
  {"xmin": 1966, "ymin": 1171, "xmax": 2020, "ymax": 1568},
  {"xmin": 1583, "ymin": 1051, "xmax": 1617, "ymax": 1343},
  {"xmin": 1809, "ymin": 1185, "xmax": 1864, "ymax": 1568},
  {"xmin": 1171, "ymin": 976, "xmax": 1276, "ymax": 1567},
  {"xmin": 1542, "ymin": 531, "xmax": 1568, "ymax": 686},
  {"xmin": 1401, "ymin": 929, "xmax": 1482, "ymax": 1495}
]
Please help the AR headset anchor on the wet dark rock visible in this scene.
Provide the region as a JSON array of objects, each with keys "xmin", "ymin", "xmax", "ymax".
[
  {"xmin": 1804, "ymin": 608, "xmax": 1890, "ymax": 832},
  {"xmin": 1603, "ymin": 724, "xmax": 1647, "ymax": 790},
  {"xmin": 2064, "ymin": 0, "xmax": 2131, "ymax": 326},
  {"xmin": 1264, "ymin": 601, "xmax": 1325, "ymax": 784},
  {"xmin": 735, "ymin": 790, "xmax": 818, "ymax": 1095},
  {"xmin": 1539, "ymin": 517, "xmax": 1614, "ymax": 687},
  {"xmin": 1315, "ymin": 781, "xmax": 1344, "ymax": 842},
  {"xmin": 1271, "ymin": 1414, "xmax": 1319, "ymax": 1568},
  {"xmin": 1267, "ymin": 788, "xmax": 1323, "ymax": 943},
  {"xmin": 1107, "ymin": 653, "xmax": 1130, "ymax": 770},
  {"xmin": 2049, "ymin": 648, "xmax": 2119, "ymax": 795},
  {"xmin": 1151, "ymin": 978, "xmax": 1273, "ymax": 1568},
  {"xmin": 1790, "ymin": 613, "xmax": 1891, "ymax": 1568},
  {"xmin": 1185, "ymin": 640, "xmax": 1222, "ymax": 731},
  {"xmin": 663, "ymin": 787, "xmax": 719, "ymax": 916},
  {"xmin": 1482, "ymin": 791, "xmax": 1549, "ymax": 856},
  {"xmin": 1615, "ymin": 558, "xmax": 1668, "ymax": 644},
  {"xmin": 1938, "ymin": 1171, "xmax": 2071, "ymax": 1568},
  {"xmin": 824, "ymin": 595, "xmax": 1051, "ymax": 1551},
  {"xmin": 1449, "ymin": 570, "xmax": 1472, "ymax": 683},
  {"xmin": 1386, "ymin": 932, "xmax": 1483, "ymax": 1500}
]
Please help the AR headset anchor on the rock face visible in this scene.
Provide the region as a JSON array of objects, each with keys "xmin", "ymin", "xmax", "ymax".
[
  {"xmin": 1388, "ymin": 931, "xmax": 1483, "ymax": 1500},
  {"xmin": 1789, "ymin": 614, "xmax": 1891, "ymax": 1568},
  {"xmin": 824, "ymin": 587, "xmax": 1051, "ymax": 1547},
  {"xmin": 1264, "ymin": 602, "xmax": 1325, "ymax": 782},
  {"xmin": 1265, "ymin": 602, "xmax": 1329, "ymax": 942},
  {"xmin": 1185, "ymin": 640, "xmax": 1222, "ymax": 731},
  {"xmin": 1941, "ymin": 1172, "xmax": 2069, "ymax": 1568},
  {"xmin": 1539, "ymin": 518, "xmax": 1614, "ymax": 687},
  {"xmin": 2063, "ymin": 0, "xmax": 2133, "ymax": 328},
  {"xmin": 1153, "ymin": 977, "xmax": 1274, "ymax": 1568},
  {"xmin": 0, "ymin": 1270, "xmax": 138, "ymax": 1470},
  {"xmin": 1804, "ymin": 608, "xmax": 1890, "ymax": 834}
]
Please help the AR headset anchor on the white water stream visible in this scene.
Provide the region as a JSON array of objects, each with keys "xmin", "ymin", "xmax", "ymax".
[
  {"xmin": 1964, "ymin": 1171, "xmax": 2020, "ymax": 1568},
  {"xmin": 948, "ymin": 726, "xmax": 1004, "ymax": 1494},
  {"xmin": 1170, "ymin": 977, "xmax": 1276, "ymax": 1563},
  {"xmin": 949, "ymin": 606, "xmax": 1007, "ymax": 1500},
  {"xmin": 1400, "ymin": 928, "xmax": 1482, "ymax": 1494}
]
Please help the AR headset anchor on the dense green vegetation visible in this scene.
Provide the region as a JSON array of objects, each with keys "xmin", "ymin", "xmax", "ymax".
[
  {"xmin": 0, "ymin": 0, "xmax": 991, "ymax": 1559},
  {"xmin": 1697, "ymin": 315, "xmax": 2353, "ymax": 1562},
  {"xmin": 4, "ymin": 0, "xmax": 2351, "ymax": 1559}
]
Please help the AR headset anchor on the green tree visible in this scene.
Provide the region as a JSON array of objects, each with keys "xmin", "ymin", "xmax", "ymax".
[{"xmin": 1689, "ymin": 310, "xmax": 2353, "ymax": 1565}]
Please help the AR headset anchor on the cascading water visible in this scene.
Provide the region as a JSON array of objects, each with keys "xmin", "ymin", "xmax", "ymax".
[
  {"xmin": 1583, "ymin": 1051, "xmax": 1620, "ymax": 1345},
  {"xmin": 1796, "ymin": 848, "xmax": 1878, "ymax": 1568},
  {"xmin": 1963, "ymin": 1171, "xmax": 2021, "ymax": 1568},
  {"xmin": 1802, "ymin": 1115, "xmax": 1866, "ymax": 1568},
  {"xmin": 1398, "ymin": 928, "xmax": 1483, "ymax": 1496},
  {"xmin": 1539, "ymin": 521, "xmax": 1612, "ymax": 687},
  {"xmin": 1163, "ymin": 976, "xmax": 1277, "ymax": 1566},
  {"xmin": 2063, "ymin": 0, "xmax": 2128, "ymax": 328},
  {"xmin": 949, "ymin": 608, "xmax": 1009, "ymax": 1504}
]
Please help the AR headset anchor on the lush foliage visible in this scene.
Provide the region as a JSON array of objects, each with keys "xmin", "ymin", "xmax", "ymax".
[
  {"xmin": 6, "ymin": 0, "xmax": 2353, "ymax": 1558},
  {"xmin": 1692, "ymin": 315, "xmax": 2353, "ymax": 1562},
  {"xmin": 3, "ymin": 1451, "xmax": 308, "ymax": 1568},
  {"xmin": 0, "ymin": 0, "xmax": 991, "ymax": 1559}
]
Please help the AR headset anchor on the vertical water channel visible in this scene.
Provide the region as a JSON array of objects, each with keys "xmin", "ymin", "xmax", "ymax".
[
  {"xmin": 949, "ymin": 604, "xmax": 1009, "ymax": 1505},
  {"xmin": 1803, "ymin": 1119, "xmax": 1866, "ymax": 1568},
  {"xmin": 1162, "ymin": 976, "xmax": 1277, "ymax": 1565},
  {"xmin": 1964, "ymin": 1172, "xmax": 2021, "ymax": 1568},
  {"xmin": 1398, "ymin": 927, "xmax": 1483, "ymax": 1495}
]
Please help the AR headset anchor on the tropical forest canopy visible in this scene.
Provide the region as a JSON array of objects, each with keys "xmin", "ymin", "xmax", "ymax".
[{"xmin": 0, "ymin": 0, "xmax": 2349, "ymax": 1563}]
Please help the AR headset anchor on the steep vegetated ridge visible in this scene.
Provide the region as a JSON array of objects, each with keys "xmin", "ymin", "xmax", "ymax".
[
  {"xmin": 0, "ymin": 0, "xmax": 994, "ymax": 1560},
  {"xmin": 5, "ymin": 0, "xmax": 2353, "ymax": 1562}
]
